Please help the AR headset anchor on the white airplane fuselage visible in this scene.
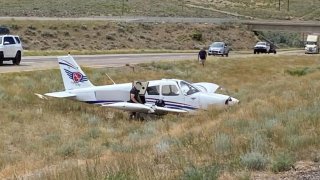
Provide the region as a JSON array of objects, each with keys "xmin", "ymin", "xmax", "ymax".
[
  {"xmin": 42, "ymin": 55, "xmax": 239, "ymax": 114},
  {"xmin": 67, "ymin": 79, "xmax": 238, "ymax": 112}
]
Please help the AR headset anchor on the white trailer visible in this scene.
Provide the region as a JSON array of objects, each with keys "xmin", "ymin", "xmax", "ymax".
[{"xmin": 305, "ymin": 34, "xmax": 319, "ymax": 54}]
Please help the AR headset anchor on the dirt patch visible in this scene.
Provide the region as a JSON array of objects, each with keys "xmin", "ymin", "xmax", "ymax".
[{"xmin": 252, "ymin": 161, "xmax": 320, "ymax": 180}]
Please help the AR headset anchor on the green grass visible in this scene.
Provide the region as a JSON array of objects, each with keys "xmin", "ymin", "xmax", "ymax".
[{"xmin": 0, "ymin": 55, "xmax": 320, "ymax": 179}]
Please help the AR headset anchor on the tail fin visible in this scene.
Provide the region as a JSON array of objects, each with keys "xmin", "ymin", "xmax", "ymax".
[{"xmin": 58, "ymin": 55, "xmax": 94, "ymax": 90}]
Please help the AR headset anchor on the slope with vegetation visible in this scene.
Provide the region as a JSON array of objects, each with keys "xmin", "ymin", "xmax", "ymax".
[
  {"xmin": 0, "ymin": 55, "xmax": 320, "ymax": 179},
  {"xmin": 0, "ymin": 0, "xmax": 319, "ymax": 20},
  {"xmin": 0, "ymin": 20, "xmax": 256, "ymax": 53}
]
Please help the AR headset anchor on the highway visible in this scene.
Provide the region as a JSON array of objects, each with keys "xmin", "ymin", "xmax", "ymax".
[
  {"xmin": 0, "ymin": 53, "xmax": 198, "ymax": 73},
  {"xmin": 0, "ymin": 50, "xmax": 307, "ymax": 73}
]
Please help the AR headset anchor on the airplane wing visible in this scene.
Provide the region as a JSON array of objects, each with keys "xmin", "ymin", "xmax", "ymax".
[
  {"xmin": 44, "ymin": 91, "xmax": 76, "ymax": 98},
  {"xmin": 193, "ymin": 83, "xmax": 220, "ymax": 93},
  {"xmin": 153, "ymin": 106, "xmax": 187, "ymax": 113},
  {"xmin": 102, "ymin": 102, "xmax": 187, "ymax": 114}
]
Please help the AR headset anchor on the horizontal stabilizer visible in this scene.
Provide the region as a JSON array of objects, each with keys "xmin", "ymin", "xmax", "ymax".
[
  {"xmin": 34, "ymin": 93, "xmax": 48, "ymax": 100},
  {"xmin": 102, "ymin": 102, "xmax": 155, "ymax": 113},
  {"xmin": 44, "ymin": 91, "xmax": 76, "ymax": 98}
]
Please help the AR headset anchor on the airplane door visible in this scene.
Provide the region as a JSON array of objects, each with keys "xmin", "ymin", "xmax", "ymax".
[
  {"xmin": 184, "ymin": 94, "xmax": 200, "ymax": 110},
  {"xmin": 180, "ymin": 81, "xmax": 200, "ymax": 110},
  {"xmin": 160, "ymin": 82, "xmax": 186, "ymax": 110}
]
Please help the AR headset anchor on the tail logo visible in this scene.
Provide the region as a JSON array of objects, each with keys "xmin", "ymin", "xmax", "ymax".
[
  {"xmin": 64, "ymin": 69, "xmax": 88, "ymax": 83},
  {"xmin": 72, "ymin": 72, "xmax": 83, "ymax": 83}
]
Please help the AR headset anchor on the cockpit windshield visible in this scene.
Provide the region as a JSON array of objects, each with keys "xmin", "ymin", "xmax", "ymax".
[{"xmin": 180, "ymin": 81, "xmax": 199, "ymax": 95}]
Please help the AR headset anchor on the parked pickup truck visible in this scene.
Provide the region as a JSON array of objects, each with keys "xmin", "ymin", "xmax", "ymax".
[
  {"xmin": 253, "ymin": 41, "xmax": 276, "ymax": 54},
  {"xmin": 0, "ymin": 35, "xmax": 23, "ymax": 65}
]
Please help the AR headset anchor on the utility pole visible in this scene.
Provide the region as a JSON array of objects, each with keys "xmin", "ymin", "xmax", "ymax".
[
  {"xmin": 287, "ymin": 0, "xmax": 290, "ymax": 11},
  {"xmin": 121, "ymin": 0, "xmax": 124, "ymax": 16},
  {"xmin": 121, "ymin": 0, "xmax": 128, "ymax": 16},
  {"xmin": 278, "ymin": 0, "xmax": 281, "ymax": 11}
]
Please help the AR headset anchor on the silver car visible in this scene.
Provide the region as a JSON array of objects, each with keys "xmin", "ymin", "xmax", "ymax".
[{"xmin": 208, "ymin": 42, "xmax": 230, "ymax": 57}]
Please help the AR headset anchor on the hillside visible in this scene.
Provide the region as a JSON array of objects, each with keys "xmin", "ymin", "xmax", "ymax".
[
  {"xmin": 0, "ymin": 0, "xmax": 319, "ymax": 20},
  {"xmin": 1, "ymin": 55, "xmax": 320, "ymax": 179},
  {"xmin": 0, "ymin": 20, "xmax": 257, "ymax": 51}
]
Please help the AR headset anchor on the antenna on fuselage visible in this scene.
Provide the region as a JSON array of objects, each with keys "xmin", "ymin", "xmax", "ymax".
[{"xmin": 105, "ymin": 73, "xmax": 116, "ymax": 84}]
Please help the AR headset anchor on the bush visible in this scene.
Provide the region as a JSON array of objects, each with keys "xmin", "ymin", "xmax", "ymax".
[
  {"xmin": 182, "ymin": 164, "xmax": 220, "ymax": 180},
  {"xmin": 271, "ymin": 152, "xmax": 294, "ymax": 173},
  {"xmin": 240, "ymin": 152, "xmax": 269, "ymax": 170},
  {"xmin": 57, "ymin": 143, "xmax": 75, "ymax": 158},
  {"xmin": 191, "ymin": 31, "xmax": 202, "ymax": 41},
  {"xmin": 285, "ymin": 67, "xmax": 311, "ymax": 76},
  {"xmin": 0, "ymin": 26, "xmax": 10, "ymax": 34},
  {"xmin": 214, "ymin": 133, "xmax": 232, "ymax": 155}
]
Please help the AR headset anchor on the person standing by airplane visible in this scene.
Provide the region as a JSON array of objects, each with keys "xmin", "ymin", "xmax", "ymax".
[
  {"xmin": 129, "ymin": 81, "xmax": 143, "ymax": 119},
  {"xmin": 198, "ymin": 47, "xmax": 207, "ymax": 67},
  {"xmin": 130, "ymin": 81, "xmax": 142, "ymax": 104}
]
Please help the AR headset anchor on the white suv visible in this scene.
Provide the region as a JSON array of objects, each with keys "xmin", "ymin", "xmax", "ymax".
[{"xmin": 0, "ymin": 35, "xmax": 23, "ymax": 65}]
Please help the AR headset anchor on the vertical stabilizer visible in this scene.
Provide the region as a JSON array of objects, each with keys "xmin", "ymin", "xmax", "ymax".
[{"xmin": 58, "ymin": 55, "xmax": 94, "ymax": 90}]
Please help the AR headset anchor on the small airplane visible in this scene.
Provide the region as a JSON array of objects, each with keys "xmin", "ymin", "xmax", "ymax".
[{"xmin": 36, "ymin": 55, "xmax": 239, "ymax": 115}]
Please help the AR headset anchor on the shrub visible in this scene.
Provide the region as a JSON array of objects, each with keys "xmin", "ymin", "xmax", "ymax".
[
  {"xmin": 240, "ymin": 152, "xmax": 269, "ymax": 170},
  {"xmin": 191, "ymin": 31, "xmax": 202, "ymax": 41},
  {"xmin": 106, "ymin": 35, "xmax": 116, "ymax": 41},
  {"xmin": 271, "ymin": 152, "xmax": 294, "ymax": 173},
  {"xmin": 285, "ymin": 67, "xmax": 311, "ymax": 76},
  {"xmin": 57, "ymin": 143, "xmax": 75, "ymax": 158},
  {"xmin": 182, "ymin": 164, "xmax": 220, "ymax": 180},
  {"xmin": 214, "ymin": 133, "xmax": 232, "ymax": 155},
  {"xmin": 88, "ymin": 128, "xmax": 100, "ymax": 139},
  {"xmin": 105, "ymin": 171, "xmax": 133, "ymax": 180}
]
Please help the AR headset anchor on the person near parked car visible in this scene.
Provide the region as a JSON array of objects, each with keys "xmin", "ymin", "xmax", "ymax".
[{"xmin": 198, "ymin": 47, "xmax": 207, "ymax": 67}]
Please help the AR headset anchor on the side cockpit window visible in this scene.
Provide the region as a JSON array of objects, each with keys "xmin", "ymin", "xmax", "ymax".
[
  {"xmin": 162, "ymin": 85, "xmax": 179, "ymax": 96},
  {"xmin": 147, "ymin": 85, "xmax": 160, "ymax": 95},
  {"xmin": 180, "ymin": 81, "xmax": 199, "ymax": 95}
]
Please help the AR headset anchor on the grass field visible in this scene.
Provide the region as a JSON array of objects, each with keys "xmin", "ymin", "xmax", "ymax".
[
  {"xmin": 0, "ymin": 0, "xmax": 319, "ymax": 20},
  {"xmin": 0, "ymin": 54, "xmax": 320, "ymax": 179},
  {"xmin": 188, "ymin": 0, "xmax": 320, "ymax": 20},
  {"xmin": 0, "ymin": 0, "xmax": 227, "ymax": 18}
]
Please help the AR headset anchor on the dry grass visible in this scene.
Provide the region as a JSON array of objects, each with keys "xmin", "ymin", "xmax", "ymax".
[
  {"xmin": 192, "ymin": 0, "xmax": 320, "ymax": 20},
  {"xmin": 0, "ymin": 54, "xmax": 320, "ymax": 179},
  {"xmin": 0, "ymin": 0, "xmax": 319, "ymax": 20},
  {"xmin": 0, "ymin": 0, "xmax": 228, "ymax": 18}
]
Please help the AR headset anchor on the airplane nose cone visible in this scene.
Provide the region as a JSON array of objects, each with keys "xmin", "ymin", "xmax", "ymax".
[
  {"xmin": 226, "ymin": 97, "xmax": 239, "ymax": 106},
  {"xmin": 231, "ymin": 97, "xmax": 239, "ymax": 105}
]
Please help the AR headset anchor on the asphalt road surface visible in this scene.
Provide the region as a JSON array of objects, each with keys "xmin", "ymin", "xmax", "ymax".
[
  {"xmin": 0, "ymin": 53, "xmax": 199, "ymax": 73},
  {"xmin": 0, "ymin": 50, "xmax": 308, "ymax": 74}
]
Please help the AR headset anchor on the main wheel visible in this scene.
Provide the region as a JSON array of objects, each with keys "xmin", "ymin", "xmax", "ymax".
[{"xmin": 14, "ymin": 51, "xmax": 21, "ymax": 65}]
